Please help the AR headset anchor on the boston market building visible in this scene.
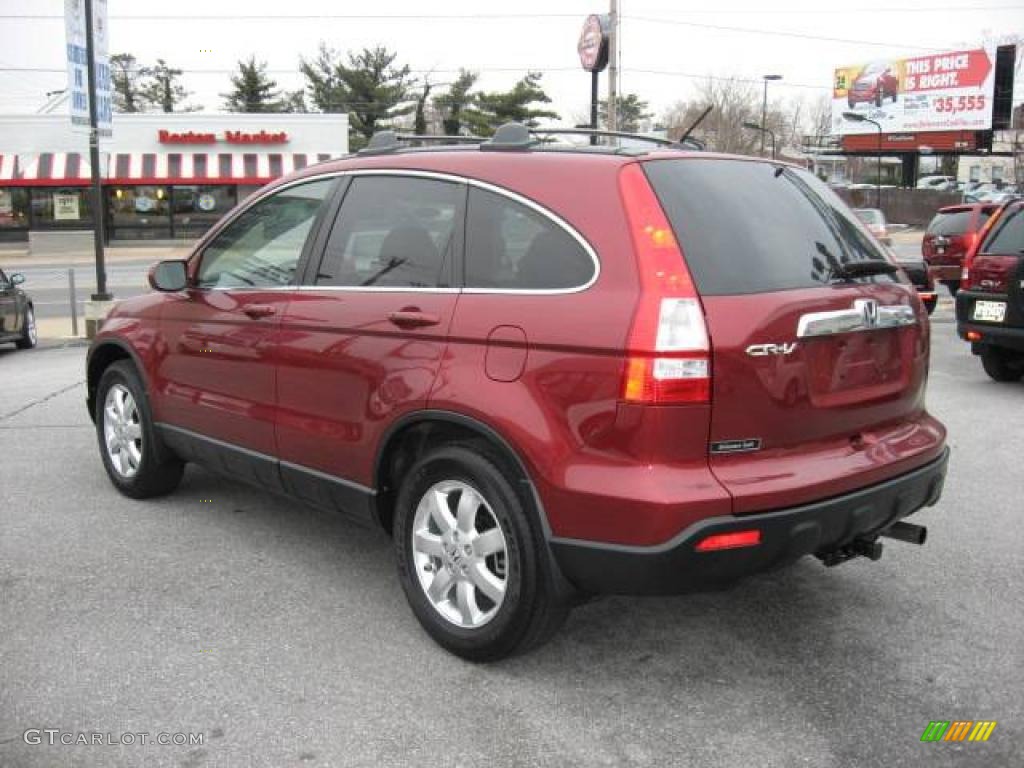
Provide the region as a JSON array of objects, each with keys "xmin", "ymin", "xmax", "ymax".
[{"xmin": 0, "ymin": 112, "xmax": 348, "ymax": 245}]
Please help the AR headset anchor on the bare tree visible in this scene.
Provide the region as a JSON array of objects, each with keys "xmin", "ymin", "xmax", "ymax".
[{"xmin": 662, "ymin": 78, "xmax": 760, "ymax": 155}]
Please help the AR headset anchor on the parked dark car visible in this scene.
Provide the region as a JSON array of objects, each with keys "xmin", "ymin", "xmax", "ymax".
[
  {"xmin": 923, "ymin": 203, "xmax": 999, "ymax": 295},
  {"xmin": 86, "ymin": 125, "xmax": 949, "ymax": 660},
  {"xmin": 0, "ymin": 268, "xmax": 36, "ymax": 350},
  {"xmin": 898, "ymin": 259, "xmax": 938, "ymax": 315},
  {"xmin": 847, "ymin": 62, "xmax": 899, "ymax": 108},
  {"xmin": 956, "ymin": 199, "xmax": 1024, "ymax": 381}
]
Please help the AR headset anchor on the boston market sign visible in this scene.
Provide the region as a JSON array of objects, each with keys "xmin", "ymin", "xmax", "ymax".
[{"xmin": 157, "ymin": 129, "xmax": 289, "ymax": 145}]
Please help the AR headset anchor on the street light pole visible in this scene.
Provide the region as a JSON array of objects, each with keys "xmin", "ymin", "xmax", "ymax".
[
  {"xmin": 842, "ymin": 111, "xmax": 883, "ymax": 209},
  {"xmin": 760, "ymin": 74, "xmax": 782, "ymax": 157},
  {"xmin": 742, "ymin": 122, "xmax": 776, "ymax": 160}
]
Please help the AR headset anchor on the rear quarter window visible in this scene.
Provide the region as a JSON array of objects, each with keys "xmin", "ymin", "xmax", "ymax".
[
  {"xmin": 643, "ymin": 158, "xmax": 896, "ymax": 295},
  {"xmin": 981, "ymin": 205, "xmax": 1024, "ymax": 255},
  {"xmin": 464, "ymin": 187, "xmax": 595, "ymax": 291}
]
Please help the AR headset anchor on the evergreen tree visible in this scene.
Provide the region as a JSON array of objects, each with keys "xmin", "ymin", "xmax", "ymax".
[
  {"xmin": 463, "ymin": 72, "xmax": 559, "ymax": 136},
  {"xmin": 300, "ymin": 44, "xmax": 412, "ymax": 149},
  {"xmin": 433, "ymin": 69, "xmax": 478, "ymax": 135},
  {"xmin": 223, "ymin": 56, "xmax": 284, "ymax": 113},
  {"xmin": 110, "ymin": 53, "xmax": 148, "ymax": 113},
  {"xmin": 141, "ymin": 59, "xmax": 193, "ymax": 113}
]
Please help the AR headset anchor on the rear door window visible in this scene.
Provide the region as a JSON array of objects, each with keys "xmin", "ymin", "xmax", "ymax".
[
  {"xmin": 926, "ymin": 210, "xmax": 973, "ymax": 235},
  {"xmin": 464, "ymin": 187, "xmax": 595, "ymax": 290},
  {"xmin": 316, "ymin": 176, "xmax": 462, "ymax": 288},
  {"xmin": 643, "ymin": 158, "xmax": 896, "ymax": 296}
]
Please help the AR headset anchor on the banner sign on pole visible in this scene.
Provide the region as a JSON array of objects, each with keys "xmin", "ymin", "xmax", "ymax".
[{"xmin": 64, "ymin": 0, "xmax": 112, "ymax": 136}]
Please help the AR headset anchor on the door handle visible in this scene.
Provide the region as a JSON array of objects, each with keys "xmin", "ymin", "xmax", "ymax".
[
  {"xmin": 243, "ymin": 304, "xmax": 277, "ymax": 319},
  {"xmin": 387, "ymin": 309, "xmax": 441, "ymax": 329}
]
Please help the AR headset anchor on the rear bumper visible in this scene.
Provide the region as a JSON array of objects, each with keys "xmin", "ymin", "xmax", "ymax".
[
  {"xmin": 550, "ymin": 448, "xmax": 949, "ymax": 595},
  {"xmin": 956, "ymin": 290, "xmax": 1024, "ymax": 352}
]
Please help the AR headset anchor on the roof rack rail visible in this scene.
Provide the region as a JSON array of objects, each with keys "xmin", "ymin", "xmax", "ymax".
[
  {"xmin": 357, "ymin": 119, "xmax": 707, "ymax": 157},
  {"xmin": 529, "ymin": 126, "xmax": 705, "ymax": 151},
  {"xmin": 394, "ymin": 134, "xmax": 486, "ymax": 145}
]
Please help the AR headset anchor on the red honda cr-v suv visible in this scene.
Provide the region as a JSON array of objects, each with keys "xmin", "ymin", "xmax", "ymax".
[{"xmin": 87, "ymin": 125, "xmax": 949, "ymax": 660}]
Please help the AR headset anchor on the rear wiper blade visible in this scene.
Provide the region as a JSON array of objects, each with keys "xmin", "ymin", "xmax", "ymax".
[{"xmin": 830, "ymin": 259, "xmax": 899, "ymax": 280}]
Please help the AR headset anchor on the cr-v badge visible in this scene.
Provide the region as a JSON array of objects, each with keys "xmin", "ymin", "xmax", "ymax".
[{"xmin": 746, "ymin": 342, "xmax": 797, "ymax": 357}]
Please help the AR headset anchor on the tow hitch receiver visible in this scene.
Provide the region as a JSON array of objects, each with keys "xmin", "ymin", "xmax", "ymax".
[{"xmin": 817, "ymin": 538, "xmax": 884, "ymax": 568}]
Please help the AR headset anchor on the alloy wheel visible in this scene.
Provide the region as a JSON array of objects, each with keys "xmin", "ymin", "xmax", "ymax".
[
  {"xmin": 411, "ymin": 480, "xmax": 509, "ymax": 629},
  {"xmin": 103, "ymin": 383, "xmax": 143, "ymax": 478}
]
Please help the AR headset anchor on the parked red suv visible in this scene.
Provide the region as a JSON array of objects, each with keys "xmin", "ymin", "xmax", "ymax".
[
  {"xmin": 956, "ymin": 199, "xmax": 1024, "ymax": 381},
  {"xmin": 923, "ymin": 203, "xmax": 999, "ymax": 295},
  {"xmin": 86, "ymin": 125, "xmax": 949, "ymax": 660}
]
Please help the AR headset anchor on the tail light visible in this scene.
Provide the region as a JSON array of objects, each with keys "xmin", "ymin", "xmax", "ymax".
[
  {"xmin": 618, "ymin": 163, "xmax": 710, "ymax": 404},
  {"xmin": 963, "ymin": 214, "xmax": 999, "ymax": 287}
]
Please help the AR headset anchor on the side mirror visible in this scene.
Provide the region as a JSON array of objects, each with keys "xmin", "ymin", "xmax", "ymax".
[
  {"xmin": 9, "ymin": 273, "xmax": 25, "ymax": 286},
  {"xmin": 148, "ymin": 260, "xmax": 188, "ymax": 292}
]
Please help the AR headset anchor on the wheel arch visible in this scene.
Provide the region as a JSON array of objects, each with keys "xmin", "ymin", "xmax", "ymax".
[
  {"xmin": 86, "ymin": 339, "xmax": 150, "ymax": 423},
  {"xmin": 373, "ymin": 410, "xmax": 553, "ymax": 540}
]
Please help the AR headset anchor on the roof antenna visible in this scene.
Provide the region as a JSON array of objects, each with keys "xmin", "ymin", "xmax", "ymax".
[{"xmin": 678, "ymin": 105, "xmax": 712, "ymax": 146}]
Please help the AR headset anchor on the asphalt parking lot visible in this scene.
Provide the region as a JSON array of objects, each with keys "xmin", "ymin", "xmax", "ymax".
[{"xmin": 1, "ymin": 322, "xmax": 1021, "ymax": 768}]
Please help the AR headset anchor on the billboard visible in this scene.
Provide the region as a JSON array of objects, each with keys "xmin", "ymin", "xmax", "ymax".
[{"xmin": 832, "ymin": 48, "xmax": 995, "ymax": 136}]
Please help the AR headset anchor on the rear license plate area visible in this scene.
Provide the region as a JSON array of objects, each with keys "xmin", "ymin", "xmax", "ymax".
[{"xmin": 972, "ymin": 300, "xmax": 1006, "ymax": 323}]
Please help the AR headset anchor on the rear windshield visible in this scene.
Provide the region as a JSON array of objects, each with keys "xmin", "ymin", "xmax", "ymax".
[
  {"xmin": 981, "ymin": 205, "xmax": 1023, "ymax": 256},
  {"xmin": 643, "ymin": 158, "xmax": 896, "ymax": 296},
  {"xmin": 926, "ymin": 210, "xmax": 973, "ymax": 235}
]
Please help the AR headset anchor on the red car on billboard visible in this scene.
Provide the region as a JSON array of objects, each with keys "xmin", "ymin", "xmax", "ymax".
[{"xmin": 847, "ymin": 62, "xmax": 899, "ymax": 108}]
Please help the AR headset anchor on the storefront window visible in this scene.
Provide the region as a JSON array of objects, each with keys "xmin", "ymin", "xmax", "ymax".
[
  {"xmin": 108, "ymin": 185, "xmax": 170, "ymax": 239},
  {"xmin": 30, "ymin": 188, "xmax": 93, "ymax": 228},
  {"xmin": 0, "ymin": 188, "xmax": 29, "ymax": 229},
  {"xmin": 171, "ymin": 185, "xmax": 236, "ymax": 238}
]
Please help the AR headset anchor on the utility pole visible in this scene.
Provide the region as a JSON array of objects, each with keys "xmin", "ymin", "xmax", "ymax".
[
  {"xmin": 607, "ymin": 0, "xmax": 618, "ymax": 131},
  {"xmin": 84, "ymin": 0, "xmax": 110, "ymax": 302}
]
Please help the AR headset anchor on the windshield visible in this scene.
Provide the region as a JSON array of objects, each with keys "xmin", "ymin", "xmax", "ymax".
[{"xmin": 643, "ymin": 158, "xmax": 898, "ymax": 295}]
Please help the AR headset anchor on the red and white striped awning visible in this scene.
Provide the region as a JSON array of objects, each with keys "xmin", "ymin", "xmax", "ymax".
[
  {"xmin": 106, "ymin": 152, "xmax": 337, "ymax": 185},
  {"xmin": 0, "ymin": 151, "xmax": 339, "ymax": 186},
  {"xmin": 0, "ymin": 153, "xmax": 97, "ymax": 186}
]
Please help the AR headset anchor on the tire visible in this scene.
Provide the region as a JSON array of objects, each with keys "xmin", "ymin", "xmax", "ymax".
[
  {"xmin": 923, "ymin": 297, "xmax": 937, "ymax": 315},
  {"xmin": 942, "ymin": 280, "xmax": 960, "ymax": 296},
  {"xmin": 15, "ymin": 305, "xmax": 36, "ymax": 349},
  {"xmin": 980, "ymin": 347, "xmax": 1024, "ymax": 383},
  {"xmin": 95, "ymin": 360, "xmax": 184, "ymax": 498},
  {"xmin": 393, "ymin": 442, "xmax": 569, "ymax": 661}
]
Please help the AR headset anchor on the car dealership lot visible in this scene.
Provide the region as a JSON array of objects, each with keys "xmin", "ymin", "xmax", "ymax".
[{"xmin": 1, "ymin": 328, "xmax": 1021, "ymax": 768}]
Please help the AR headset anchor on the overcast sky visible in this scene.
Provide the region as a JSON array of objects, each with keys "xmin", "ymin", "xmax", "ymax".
[{"xmin": 1, "ymin": 0, "xmax": 1021, "ymax": 124}]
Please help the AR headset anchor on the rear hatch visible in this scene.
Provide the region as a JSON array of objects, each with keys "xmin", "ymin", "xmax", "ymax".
[
  {"xmin": 963, "ymin": 202, "xmax": 1024, "ymax": 326},
  {"xmin": 644, "ymin": 157, "xmax": 944, "ymax": 513},
  {"xmin": 923, "ymin": 206, "xmax": 995, "ymax": 269}
]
